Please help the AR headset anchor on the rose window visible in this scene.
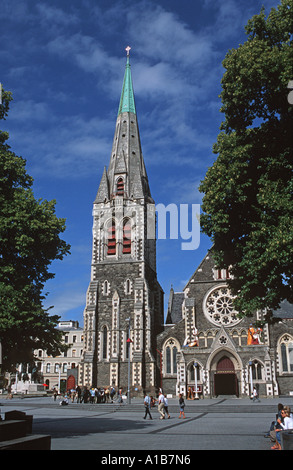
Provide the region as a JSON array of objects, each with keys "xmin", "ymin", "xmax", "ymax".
[{"xmin": 203, "ymin": 286, "xmax": 241, "ymax": 326}]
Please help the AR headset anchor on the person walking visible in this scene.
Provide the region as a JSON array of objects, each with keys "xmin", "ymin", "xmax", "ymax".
[
  {"xmin": 118, "ymin": 387, "xmax": 123, "ymax": 405},
  {"xmin": 110, "ymin": 386, "xmax": 116, "ymax": 403},
  {"xmin": 90, "ymin": 387, "xmax": 96, "ymax": 404},
  {"xmin": 164, "ymin": 394, "xmax": 170, "ymax": 419},
  {"xmin": 179, "ymin": 393, "xmax": 186, "ymax": 419},
  {"xmin": 53, "ymin": 387, "xmax": 58, "ymax": 402},
  {"xmin": 252, "ymin": 386, "xmax": 260, "ymax": 402},
  {"xmin": 76, "ymin": 385, "xmax": 82, "ymax": 403},
  {"xmin": 158, "ymin": 391, "xmax": 165, "ymax": 419},
  {"xmin": 143, "ymin": 393, "xmax": 152, "ymax": 420}
]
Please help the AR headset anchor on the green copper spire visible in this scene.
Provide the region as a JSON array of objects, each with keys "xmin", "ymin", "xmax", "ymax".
[{"xmin": 118, "ymin": 46, "xmax": 136, "ymax": 115}]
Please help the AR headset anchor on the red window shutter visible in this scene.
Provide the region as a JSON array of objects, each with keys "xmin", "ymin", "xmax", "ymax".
[
  {"xmin": 123, "ymin": 222, "xmax": 131, "ymax": 253},
  {"xmin": 117, "ymin": 178, "xmax": 124, "ymax": 196},
  {"xmin": 107, "ymin": 223, "xmax": 116, "ymax": 255}
]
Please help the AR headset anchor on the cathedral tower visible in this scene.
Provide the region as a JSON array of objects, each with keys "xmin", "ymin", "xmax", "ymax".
[{"xmin": 80, "ymin": 48, "xmax": 164, "ymax": 394}]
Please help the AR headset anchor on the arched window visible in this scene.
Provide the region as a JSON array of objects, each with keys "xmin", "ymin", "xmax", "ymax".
[
  {"xmin": 165, "ymin": 339, "xmax": 177, "ymax": 374},
  {"xmin": 116, "ymin": 177, "xmax": 124, "ymax": 196},
  {"xmin": 189, "ymin": 364, "xmax": 200, "ymax": 382},
  {"xmin": 125, "ymin": 279, "xmax": 131, "ymax": 294},
  {"xmin": 250, "ymin": 360, "xmax": 263, "ymax": 380},
  {"xmin": 280, "ymin": 335, "xmax": 293, "ymax": 373},
  {"xmin": 107, "ymin": 220, "xmax": 116, "ymax": 255},
  {"xmin": 102, "ymin": 326, "xmax": 108, "ymax": 359},
  {"xmin": 122, "ymin": 219, "xmax": 131, "ymax": 254},
  {"xmin": 103, "ymin": 280, "xmax": 109, "ymax": 295}
]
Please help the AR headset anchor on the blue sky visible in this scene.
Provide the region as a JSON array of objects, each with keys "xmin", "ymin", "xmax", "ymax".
[{"xmin": 1, "ymin": 0, "xmax": 280, "ymax": 324}]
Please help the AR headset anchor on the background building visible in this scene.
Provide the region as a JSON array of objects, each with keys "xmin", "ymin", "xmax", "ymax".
[{"xmin": 34, "ymin": 320, "xmax": 83, "ymax": 392}]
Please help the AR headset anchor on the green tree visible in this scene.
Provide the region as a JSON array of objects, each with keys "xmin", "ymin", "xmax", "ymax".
[
  {"xmin": 199, "ymin": 0, "xmax": 293, "ymax": 319},
  {"xmin": 0, "ymin": 88, "xmax": 71, "ymax": 369}
]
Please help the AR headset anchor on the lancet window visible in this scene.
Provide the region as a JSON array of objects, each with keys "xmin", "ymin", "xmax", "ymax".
[
  {"xmin": 279, "ymin": 335, "xmax": 293, "ymax": 373},
  {"xmin": 116, "ymin": 177, "xmax": 124, "ymax": 196},
  {"xmin": 107, "ymin": 220, "xmax": 116, "ymax": 255},
  {"xmin": 122, "ymin": 219, "xmax": 131, "ymax": 254},
  {"xmin": 102, "ymin": 326, "xmax": 108, "ymax": 360}
]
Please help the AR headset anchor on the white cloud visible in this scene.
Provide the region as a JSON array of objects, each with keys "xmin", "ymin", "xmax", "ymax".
[
  {"xmin": 47, "ymin": 33, "xmax": 122, "ymax": 81},
  {"xmin": 6, "ymin": 106, "xmax": 114, "ymax": 178},
  {"xmin": 127, "ymin": 5, "xmax": 216, "ymax": 68},
  {"xmin": 45, "ymin": 287, "xmax": 86, "ymax": 316}
]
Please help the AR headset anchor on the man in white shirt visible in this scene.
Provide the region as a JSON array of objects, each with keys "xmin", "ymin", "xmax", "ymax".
[{"xmin": 158, "ymin": 391, "xmax": 165, "ymax": 419}]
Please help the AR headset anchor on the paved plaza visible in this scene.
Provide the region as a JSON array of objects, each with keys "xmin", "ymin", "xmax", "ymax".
[{"xmin": 1, "ymin": 395, "xmax": 292, "ymax": 454}]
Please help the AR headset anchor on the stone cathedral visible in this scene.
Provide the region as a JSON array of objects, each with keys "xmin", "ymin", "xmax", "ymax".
[
  {"xmin": 79, "ymin": 49, "xmax": 164, "ymax": 395},
  {"xmin": 79, "ymin": 50, "xmax": 293, "ymax": 398}
]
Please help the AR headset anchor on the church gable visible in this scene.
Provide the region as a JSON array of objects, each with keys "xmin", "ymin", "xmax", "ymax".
[
  {"xmin": 184, "ymin": 252, "xmax": 215, "ymax": 291},
  {"xmin": 184, "ymin": 251, "xmax": 232, "ymax": 293},
  {"xmin": 210, "ymin": 326, "xmax": 238, "ymax": 353}
]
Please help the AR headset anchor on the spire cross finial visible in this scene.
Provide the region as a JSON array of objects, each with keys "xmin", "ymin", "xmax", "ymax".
[{"xmin": 125, "ymin": 45, "xmax": 131, "ymax": 56}]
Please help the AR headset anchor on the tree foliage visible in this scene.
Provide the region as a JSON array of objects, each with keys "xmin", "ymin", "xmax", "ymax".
[
  {"xmin": 199, "ymin": 0, "xmax": 293, "ymax": 318},
  {"xmin": 0, "ymin": 88, "xmax": 71, "ymax": 368}
]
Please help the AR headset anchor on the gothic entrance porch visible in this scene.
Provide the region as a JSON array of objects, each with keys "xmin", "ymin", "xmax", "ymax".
[{"xmin": 214, "ymin": 355, "xmax": 239, "ymax": 397}]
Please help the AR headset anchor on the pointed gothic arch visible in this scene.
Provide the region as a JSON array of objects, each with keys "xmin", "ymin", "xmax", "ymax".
[
  {"xmin": 278, "ymin": 334, "xmax": 293, "ymax": 373},
  {"xmin": 207, "ymin": 349, "xmax": 242, "ymax": 397},
  {"xmin": 107, "ymin": 219, "xmax": 116, "ymax": 255},
  {"xmin": 122, "ymin": 218, "xmax": 132, "ymax": 254},
  {"xmin": 187, "ymin": 360, "xmax": 202, "ymax": 382},
  {"xmin": 102, "ymin": 325, "xmax": 108, "ymax": 360},
  {"xmin": 103, "ymin": 280, "xmax": 110, "ymax": 296},
  {"xmin": 247, "ymin": 359, "xmax": 264, "ymax": 381},
  {"xmin": 163, "ymin": 338, "xmax": 180, "ymax": 375},
  {"xmin": 116, "ymin": 177, "xmax": 124, "ymax": 196}
]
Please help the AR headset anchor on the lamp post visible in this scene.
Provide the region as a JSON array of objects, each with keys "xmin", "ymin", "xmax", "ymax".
[
  {"xmin": 126, "ymin": 318, "xmax": 131, "ymax": 405},
  {"xmin": 194, "ymin": 362, "xmax": 199, "ymax": 400},
  {"xmin": 249, "ymin": 361, "xmax": 253, "ymax": 398},
  {"xmin": 58, "ymin": 363, "xmax": 61, "ymax": 394},
  {"xmin": 15, "ymin": 364, "xmax": 19, "ymax": 394}
]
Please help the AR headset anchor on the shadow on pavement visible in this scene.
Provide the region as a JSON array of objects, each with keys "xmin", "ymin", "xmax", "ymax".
[{"xmin": 33, "ymin": 414, "xmax": 154, "ymax": 440}]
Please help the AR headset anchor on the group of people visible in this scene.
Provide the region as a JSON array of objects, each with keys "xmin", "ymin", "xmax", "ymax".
[
  {"xmin": 143, "ymin": 390, "xmax": 186, "ymax": 420},
  {"xmin": 54, "ymin": 385, "xmax": 119, "ymax": 405},
  {"xmin": 265, "ymin": 402, "xmax": 293, "ymax": 450}
]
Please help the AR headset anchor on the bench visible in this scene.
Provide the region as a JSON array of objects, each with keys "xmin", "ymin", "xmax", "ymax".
[
  {"xmin": 0, "ymin": 420, "xmax": 27, "ymax": 442},
  {"xmin": 0, "ymin": 411, "xmax": 51, "ymax": 450},
  {"xmin": 5, "ymin": 410, "xmax": 33, "ymax": 434},
  {"xmin": 0, "ymin": 434, "xmax": 51, "ymax": 450}
]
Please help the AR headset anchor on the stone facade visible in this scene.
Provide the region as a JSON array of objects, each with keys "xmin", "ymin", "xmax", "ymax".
[
  {"xmin": 158, "ymin": 253, "xmax": 293, "ymax": 398},
  {"xmin": 79, "ymin": 52, "xmax": 293, "ymax": 399}
]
